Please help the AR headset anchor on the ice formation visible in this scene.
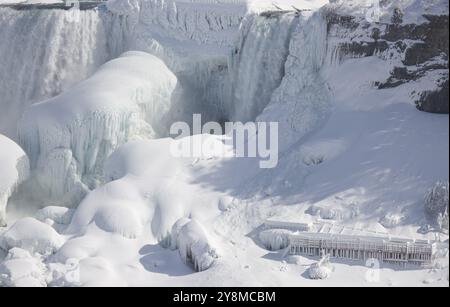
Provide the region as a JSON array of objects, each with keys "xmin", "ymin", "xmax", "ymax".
[
  {"xmin": 425, "ymin": 181, "xmax": 449, "ymax": 230},
  {"xmin": 18, "ymin": 51, "xmax": 178, "ymax": 207},
  {"xmin": 0, "ymin": 134, "xmax": 30, "ymax": 227},
  {"xmin": 229, "ymin": 12, "xmax": 298, "ymax": 122},
  {"xmin": 0, "ymin": 217, "xmax": 64, "ymax": 256},
  {"xmin": 258, "ymin": 11, "xmax": 331, "ymax": 150},
  {"xmin": 0, "ymin": 6, "xmax": 129, "ymax": 139},
  {"xmin": 308, "ymin": 255, "xmax": 333, "ymax": 280},
  {"xmin": 171, "ymin": 218, "xmax": 218, "ymax": 272},
  {"xmin": 0, "ymin": 0, "xmax": 448, "ymax": 287},
  {"xmin": 259, "ymin": 229, "xmax": 292, "ymax": 251}
]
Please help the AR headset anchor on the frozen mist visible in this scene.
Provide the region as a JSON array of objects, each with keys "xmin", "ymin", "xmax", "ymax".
[{"xmin": 0, "ymin": 0, "xmax": 449, "ymax": 287}]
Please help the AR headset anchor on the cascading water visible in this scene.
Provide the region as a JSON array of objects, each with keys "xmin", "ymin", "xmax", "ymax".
[
  {"xmin": 0, "ymin": 7, "xmax": 129, "ymax": 140},
  {"xmin": 228, "ymin": 12, "xmax": 298, "ymax": 122},
  {"xmin": 258, "ymin": 11, "xmax": 331, "ymax": 150}
]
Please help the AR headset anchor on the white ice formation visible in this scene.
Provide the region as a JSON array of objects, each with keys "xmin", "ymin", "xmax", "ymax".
[
  {"xmin": 0, "ymin": 135, "xmax": 30, "ymax": 227},
  {"xmin": 18, "ymin": 51, "xmax": 178, "ymax": 207}
]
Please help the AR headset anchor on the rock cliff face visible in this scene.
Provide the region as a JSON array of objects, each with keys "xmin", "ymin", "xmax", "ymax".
[{"xmin": 326, "ymin": 10, "xmax": 448, "ymax": 114}]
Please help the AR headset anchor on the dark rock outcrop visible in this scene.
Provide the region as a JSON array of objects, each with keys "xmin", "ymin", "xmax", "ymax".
[
  {"xmin": 326, "ymin": 10, "xmax": 449, "ymax": 114},
  {"xmin": 416, "ymin": 79, "xmax": 449, "ymax": 114}
]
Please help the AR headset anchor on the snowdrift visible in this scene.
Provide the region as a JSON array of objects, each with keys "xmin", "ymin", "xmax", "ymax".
[{"xmin": 18, "ymin": 51, "xmax": 178, "ymax": 207}]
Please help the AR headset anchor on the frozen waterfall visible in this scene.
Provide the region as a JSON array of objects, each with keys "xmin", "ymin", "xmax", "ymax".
[
  {"xmin": 228, "ymin": 12, "xmax": 298, "ymax": 122},
  {"xmin": 0, "ymin": 7, "xmax": 129, "ymax": 139}
]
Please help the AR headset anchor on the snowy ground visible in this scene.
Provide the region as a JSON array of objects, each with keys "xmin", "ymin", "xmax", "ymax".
[{"xmin": 0, "ymin": 0, "xmax": 449, "ymax": 287}]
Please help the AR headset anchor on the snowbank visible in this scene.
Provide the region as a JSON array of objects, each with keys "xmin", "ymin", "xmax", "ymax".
[
  {"xmin": 0, "ymin": 135, "xmax": 29, "ymax": 227},
  {"xmin": 18, "ymin": 51, "xmax": 178, "ymax": 207},
  {"xmin": 0, "ymin": 217, "xmax": 64, "ymax": 256}
]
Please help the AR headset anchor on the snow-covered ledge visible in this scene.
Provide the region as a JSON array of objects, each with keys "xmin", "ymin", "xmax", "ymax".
[{"xmin": 0, "ymin": 135, "xmax": 30, "ymax": 227}]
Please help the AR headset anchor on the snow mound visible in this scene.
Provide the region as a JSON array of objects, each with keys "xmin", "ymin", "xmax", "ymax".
[
  {"xmin": 172, "ymin": 219, "xmax": 218, "ymax": 272},
  {"xmin": 34, "ymin": 206, "xmax": 75, "ymax": 233},
  {"xmin": 0, "ymin": 247, "xmax": 46, "ymax": 287},
  {"xmin": 259, "ymin": 229, "xmax": 292, "ymax": 251},
  {"xmin": 0, "ymin": 134, "xmax": 30, "ymax": 227},
  {"xmin": 0, "ymin": 257, "xmax": 46, "ymax": 287},
  {"xmin": 35, "ymin": 206, "xmax": 75, "ymax": 226},
  {"xmin": 94, "ymin": 200, "xmax": 145, "ymax": 239},
  {"xmin": 0, "ymin": 217, "xmax": 64, "ymax": 256},
  {"xmin": 18, "ymin": 51, "xmax": 178, "ymax": 207}
]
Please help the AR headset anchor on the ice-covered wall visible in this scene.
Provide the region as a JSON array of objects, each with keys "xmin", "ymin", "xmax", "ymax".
[{"xmin": 18, "ymin": 51, "xmax": 178, "ymax": 207}]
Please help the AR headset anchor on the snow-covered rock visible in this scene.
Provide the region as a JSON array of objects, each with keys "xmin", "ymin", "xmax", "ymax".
[
  {"xmin": 0, "ymin": 217, "xmax": 64, "ymax": 256},
  {"xmin": 18, "ymin": 51, "xmax": 178, "ymax": 207},
  {"xmin": 0, "ymin": 134, "xmax": 30, "ymax": 227},
  {"xmin": 259, "ymin": 229, "xmax": 292, "ymax": 251}
]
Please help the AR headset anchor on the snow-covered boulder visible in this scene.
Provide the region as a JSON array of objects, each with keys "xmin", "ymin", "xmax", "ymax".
[
  {"xmin": 171, "ymin": 219, "xmax": 218, "ymax": 272},
  {"xmin": 0, "ymin": 247, "xmax": 46, "ymax": 287},
  {"xmin": 18, "ymin": 51, "xmax": 178, "ymax": 207},
  {"xmin": 259, "ymin": 229, "xmax": 292, "ymax": 251},
  {"xmin": 0, "ymin": 134, "xmax": 30, "ymax": 227},
  {"xmin": 425, "ymin": 181, "xmax": 449, "ymax": 230},
  {"xmin": 0, "ymin": 217, "xmax": 64, "ymax": 256}
]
